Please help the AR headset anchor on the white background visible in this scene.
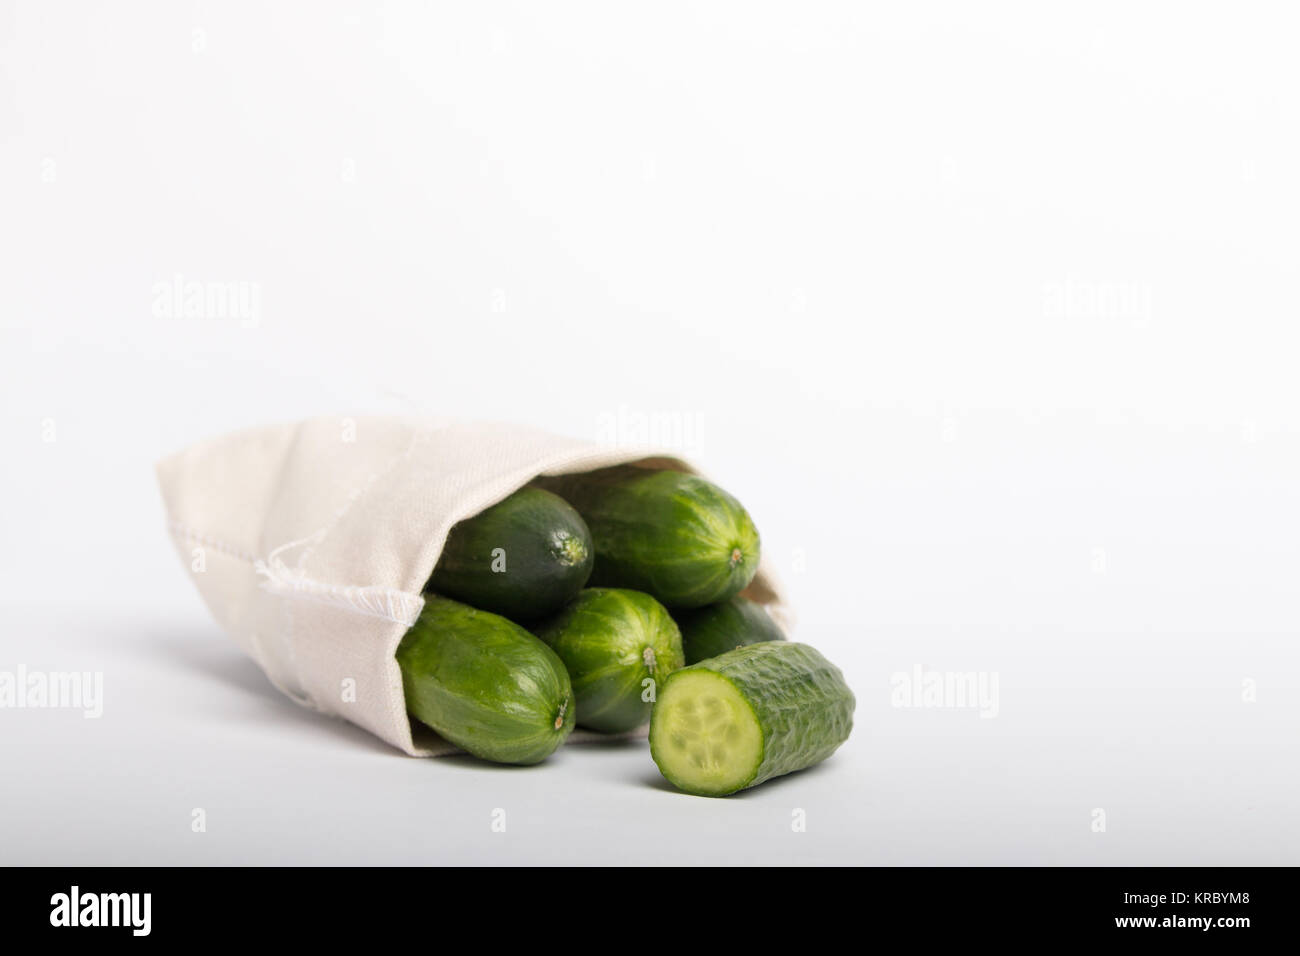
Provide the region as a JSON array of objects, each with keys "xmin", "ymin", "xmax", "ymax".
[{"xmin": 2, "ymin": 1, "xmax": 1297, "ymax": 864}]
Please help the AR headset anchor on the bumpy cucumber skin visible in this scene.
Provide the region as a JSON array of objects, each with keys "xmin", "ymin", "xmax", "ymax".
[
  {"xmin": 426, "ymin": 487, "xmax": 594, "ymax": 622},
  {"xmin": 534, "ymin": 588, "xmax": 684, "ymax": 733},
  {"xmin": 675, "ymin": 596, "xmax": 786, "ymax": 664},
  {"xmin": 537, "ymin": 467, "xmax": 761, "ymax": 609},
  {"xmin": 650, "ymin": 642, "xmax": 854, "ymax": 796},
  {"xmin": 397, "ymin": 596, "xmax": 575, "ymax": 764}
]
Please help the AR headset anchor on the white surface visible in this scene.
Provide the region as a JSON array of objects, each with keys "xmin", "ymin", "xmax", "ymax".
[
  {"xmin": 1, "ymin": 600, "xmax": 1294, "ymax": 866},
  {"xmin": 2, "ymin": 1, "xmax": 1298, "ymax": 865}
]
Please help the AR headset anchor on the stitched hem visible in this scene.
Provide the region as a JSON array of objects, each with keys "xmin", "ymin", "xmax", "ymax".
[{"xmin": 167, "ymin": 520, "xmax": 256, "ymax": 563}]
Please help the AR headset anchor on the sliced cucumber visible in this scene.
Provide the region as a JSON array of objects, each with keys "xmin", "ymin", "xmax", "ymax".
[
  {"xmin": 649, "ymin": 642, "xmax": 854, "ymax": 796},
  {"xmin": 651, "ymin": 669, "xmax": 765, "ymax": 794}
]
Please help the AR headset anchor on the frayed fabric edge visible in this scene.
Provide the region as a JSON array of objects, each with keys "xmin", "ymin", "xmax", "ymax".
[{"xmin": 253, "ymin": 553, "xmax": 426, "ymax": 628}]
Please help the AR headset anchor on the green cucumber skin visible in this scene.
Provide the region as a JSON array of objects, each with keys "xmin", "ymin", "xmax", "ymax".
[
  {"xmin": 426, "ymin": 487, "xmax": 593, "ymax": 622},
  {"xmin": 674, "ymin": 596, "xmax": 786, "ymax": 665},
  {"xmin": 397, "ymin": 596, "xmax": 575, "ymax": 764},
  {"xmin": 651, "ymin": 642, "xmax": 855, "ymax": 795},
  {"xmin": 537, "ymin": 467, "xmax": 760, "ymax": 609},
  {"xmin": 534, "ymin": 588, "xmax": 684, "ymax": 733}
]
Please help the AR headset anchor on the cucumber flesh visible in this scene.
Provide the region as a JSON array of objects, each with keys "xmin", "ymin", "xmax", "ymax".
[{"xmin": 651, "ymin": 670, "xmax": 763, "ymax": 796}]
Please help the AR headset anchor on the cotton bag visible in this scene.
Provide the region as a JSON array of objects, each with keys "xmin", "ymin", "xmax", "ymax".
[{"xmin": 156, "ymin": 416, "xmax": 789, "ymax": 756}]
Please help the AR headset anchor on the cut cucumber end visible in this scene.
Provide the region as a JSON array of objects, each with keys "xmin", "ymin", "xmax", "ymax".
[{"xmin": 650, "ymin": 670, "xmax": 762, "ymax": 796}]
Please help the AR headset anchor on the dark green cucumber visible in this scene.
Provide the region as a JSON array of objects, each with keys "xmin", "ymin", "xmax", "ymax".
[
  {"xmin": 397, "ymin": 595, "xmax": 575, "ymax": 764},
  {"xmin": 675, "ymin": 595, "xmax": 786, "ymax": 664},
  {"xmin": 536, "ymin": 466, "xmax": 760, "ymax": 609},
  {"xmin": 649, "ymin": 642, "xmax": 854, "ymax": 796},
  {"xmin": 426, "ymin": 487, "xmax": 593, "ymax": 622},
  {"xmin": 534, "ymin": 588, "xmax": 684, "ymax": 733}
]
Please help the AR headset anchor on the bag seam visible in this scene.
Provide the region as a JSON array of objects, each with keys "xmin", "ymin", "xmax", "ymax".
[{"xmin": 167, "ymin": 520, "xmax": 257, "ymax": 564}]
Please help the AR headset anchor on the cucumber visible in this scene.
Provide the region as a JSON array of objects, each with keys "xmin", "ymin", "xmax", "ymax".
[
  {"xmin": 426, "ymin": 487, "xmax": 593, "ymax": 622},
  {"xmin": 397, "ymin": 595, "xmax": 575, "ymax": 764},
  {"xmin": 537, "ymin": 466, "xmax": 760, "ymax": 608},
  {"xmin": 675, "ymin": 595, "xmax": 786, "ymax": 664},
  {"xmin": 533, "ymin": 588, "xmax": 684, "ymax": 733},
  {"xmin": 649, "ymin": 642, "xmax": 854, "ymax": 796}
]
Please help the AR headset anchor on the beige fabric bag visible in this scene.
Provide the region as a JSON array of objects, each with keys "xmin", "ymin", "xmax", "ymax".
[{"xmin": 156, "ymin": 416, "xmax": 788, "ymax": 756}]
